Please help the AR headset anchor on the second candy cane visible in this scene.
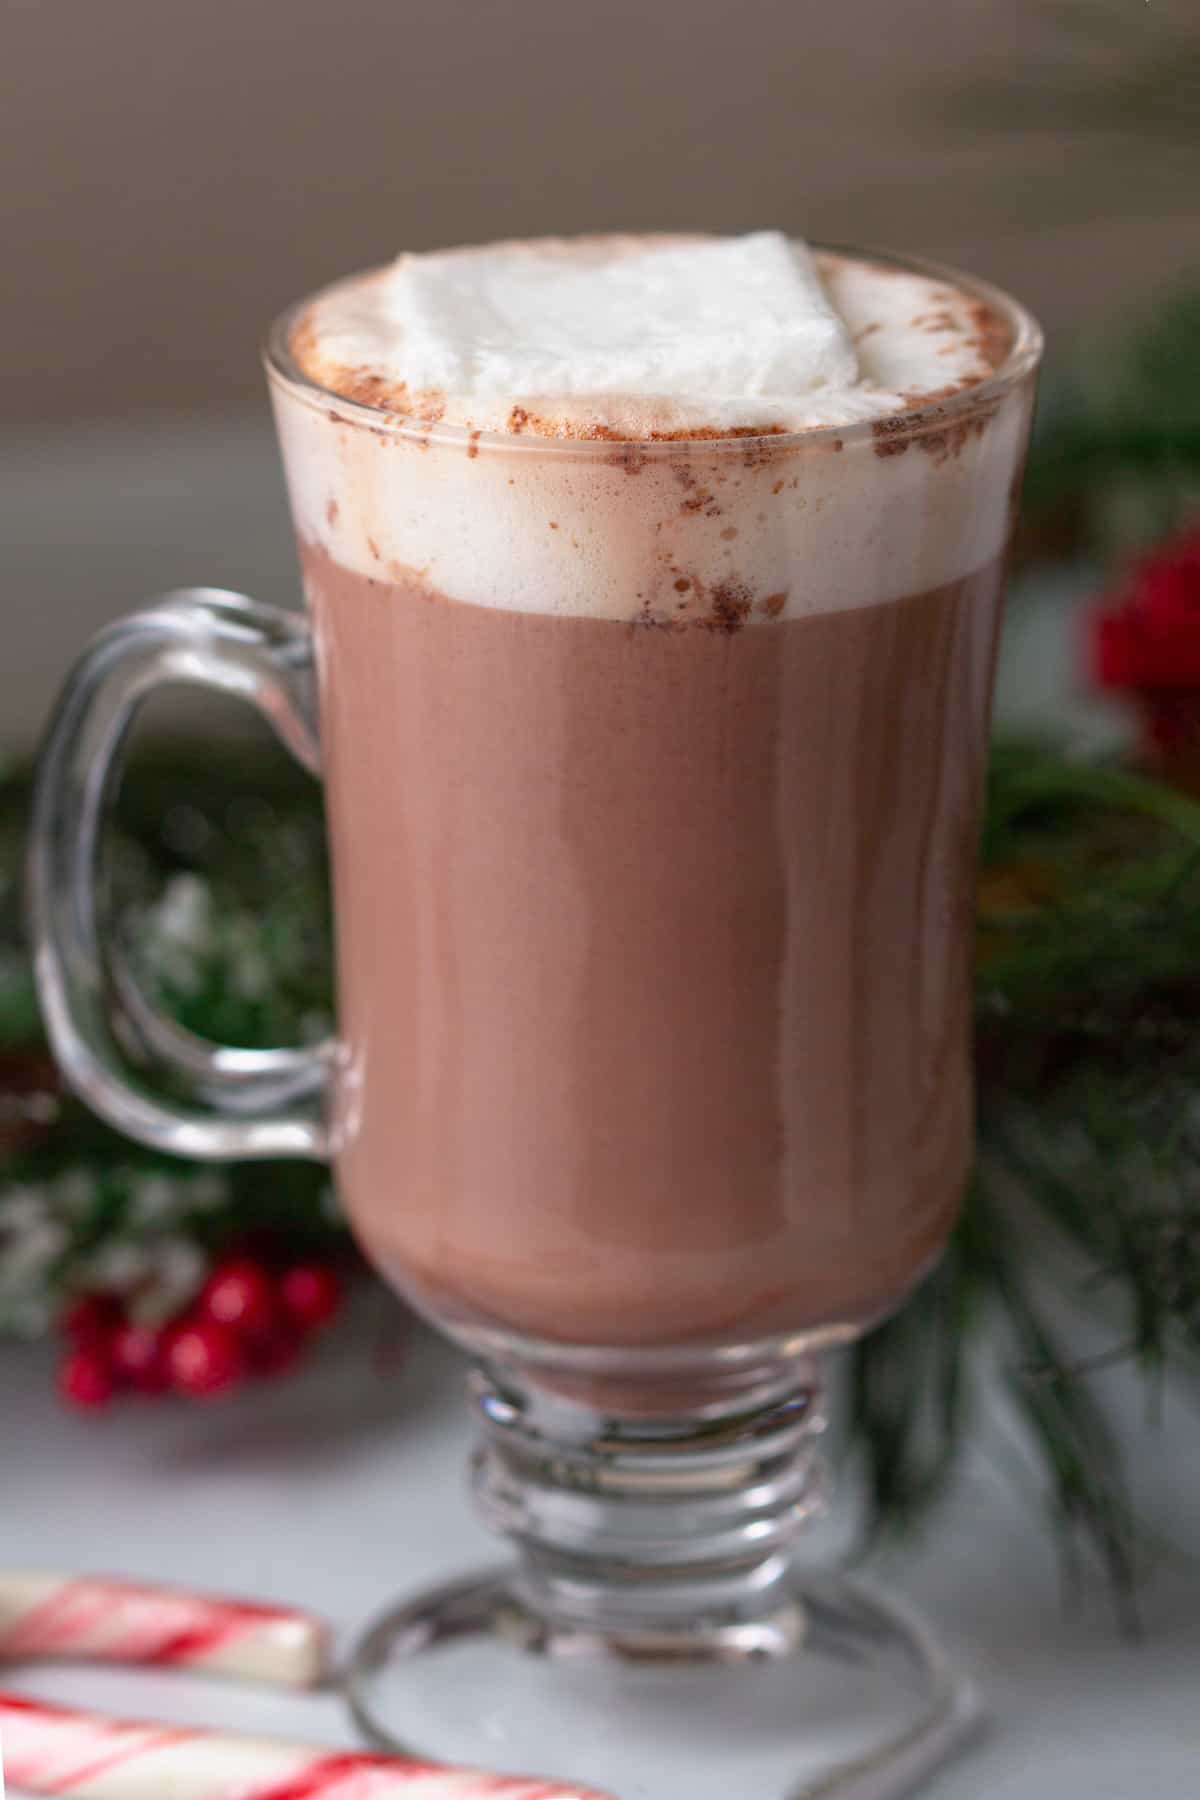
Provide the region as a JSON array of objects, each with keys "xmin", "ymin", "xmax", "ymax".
[
  {"xmin": 0, "ymin": 1692, "xmax": 613, "ymax": 1800},
  {"xmin": 0, "ymin": 1573, "xmax": 328, "ymax": 1688}
]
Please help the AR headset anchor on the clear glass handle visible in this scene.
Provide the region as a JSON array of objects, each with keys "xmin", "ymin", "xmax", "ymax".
[{"xmin": 29, "ymin": 587, "xmax": 331, "ymax": 1162}]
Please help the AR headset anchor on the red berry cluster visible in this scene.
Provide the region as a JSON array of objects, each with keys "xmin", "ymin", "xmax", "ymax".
[
  {"xmin": 57, "ymin": 1255, "xmax": 342, "ymax": 1411},
  {"xmin": 1090, "ymin": 524, "xmax": 1200, "ymax": 757}
]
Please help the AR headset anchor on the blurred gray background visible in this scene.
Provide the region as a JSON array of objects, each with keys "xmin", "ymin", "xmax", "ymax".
[{"xmin": 2, "ymin": 0, "xmax": 1198, "ymax": 738}]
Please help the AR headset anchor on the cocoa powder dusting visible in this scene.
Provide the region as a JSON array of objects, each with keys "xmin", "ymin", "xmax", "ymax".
[
  {"xmin": 630, "ymin": 599, "xmax": 685, "ymax": 633},
  {"xmin": 917, "ymin": 418, "xmax": 978, "ymax": 463},
  {"xmin": 968, "ymin": 297, "xmax": 1013, "ymax": 371},
  {"xmin": 740, "ymin": 440, "xmax": 785, "ymax": 470},
  {"xmin": 872, "ymin": 418, "xmax": 911, "ymax": 459},
  {"xmin": 607, "ymin": 446, "xmax": 649, "ymax": 476},
  {"xmin": 679, "ymin": 477, "xmax": 719, "ymax": 514},
  {"xmin": 703, "ymin": 579, "xmax": 753, "ymax": 634},
  {"xmin": 874, "ymin": 395, "xmax": 998, "ymax": 461}
]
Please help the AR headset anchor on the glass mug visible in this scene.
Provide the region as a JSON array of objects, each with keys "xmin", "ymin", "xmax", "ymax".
[{"xmin": 32, "ymin": 250, "xmax": 1041, "ymax": 1800}]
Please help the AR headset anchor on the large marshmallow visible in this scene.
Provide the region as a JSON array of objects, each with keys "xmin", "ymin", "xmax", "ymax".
[{"xmin": 313, "ymin": 233, "xmax": 858, "ymax": 411}]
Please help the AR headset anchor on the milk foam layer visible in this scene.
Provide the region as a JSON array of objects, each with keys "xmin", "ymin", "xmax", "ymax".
[{"xmin": 273, "ymin": 237, "xmax": 1033, "ymax": 621}]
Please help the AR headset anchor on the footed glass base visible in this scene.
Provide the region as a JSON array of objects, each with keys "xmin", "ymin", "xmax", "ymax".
[
  {"xmin": 346, "ymin": 1360, "xmax": 978, "ymax": 1797},
  {"xmin": 345, "ymin": 1561, "xmax": 979, "ymax": 1800}
]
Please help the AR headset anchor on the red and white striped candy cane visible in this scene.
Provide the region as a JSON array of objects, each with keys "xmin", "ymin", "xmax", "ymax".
[
  {"xmin": 0, "ymin": 1693, "xmax": 612, "ymax": 1800},
  {"xmin": 0, "ymin": 1574, "xmax": 328, "ymax": 1688}
]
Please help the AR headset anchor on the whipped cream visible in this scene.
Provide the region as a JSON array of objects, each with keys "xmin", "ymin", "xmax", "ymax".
[
  {"xmin": 272, "ymin": 236, "xmax": 1034, "ymax": 621},
  {"xmin": 289, "ymin": 233, "xmax": 1004, "ymax": 437}
]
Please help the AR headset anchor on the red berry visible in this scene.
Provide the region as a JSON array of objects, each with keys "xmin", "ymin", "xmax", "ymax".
[
  {"xmin": 59, "ymin": 1346, "xmax": 116, "ymax": 1410},
  {"xmin": 278, "ymin": 1263, "xmax": 342, "ymax": 1333},
  {"xmin": 110, "ymin": 1322, "xmax": 169, "ymax": 1396},
  {"xmin": 165, "ymin": 1320, "xmax": 246, "ymax": 1398},
  {"xmin": 62, "ymin": 1295, "xmax": 122, "ymax": 1344},
  {"xmin": 198, "ymin": 1257, "xmax": 277, "ymax": 1340}
]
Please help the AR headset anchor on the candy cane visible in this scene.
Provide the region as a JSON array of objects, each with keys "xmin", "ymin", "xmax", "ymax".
[
  {"xmin": 0, "ymin": 1574, "xmax": 328, "ymax": 1689},
  {"xmin": 0, "ymin": 1693, "xmax": 611, "ymax": 1800}
]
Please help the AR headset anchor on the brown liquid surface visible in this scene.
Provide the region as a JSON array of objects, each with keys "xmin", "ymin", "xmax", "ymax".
[{"xmin": 305, "ymin": 545, "xmax": 1003, "ymax": 1350}]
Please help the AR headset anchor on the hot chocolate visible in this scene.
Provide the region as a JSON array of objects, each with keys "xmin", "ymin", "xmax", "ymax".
[
  {"xmin": 30, "ymin": 233, "xmax": 1041, "ymax": 1786},
  {"xmin": 273, "ymin": 233, "xmax": 1034, "ymax": 1363},
  {"xmin": 307, "ymin": 546, "xmax": 999, "ymax": 1351}
]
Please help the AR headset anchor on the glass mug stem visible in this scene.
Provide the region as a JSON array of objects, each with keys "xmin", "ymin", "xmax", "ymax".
[{"xmin": 469, "ymin": 1364, "xmax": 828, "ymax": 1646}]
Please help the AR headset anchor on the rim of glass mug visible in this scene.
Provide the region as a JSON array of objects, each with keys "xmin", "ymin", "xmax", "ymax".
[{"xmin": 262, "ymin": 241, "xmax": 1044, "ymax": 456}]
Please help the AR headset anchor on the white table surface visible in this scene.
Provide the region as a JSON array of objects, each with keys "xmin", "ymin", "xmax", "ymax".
[
  {"xmin": 2, "ymin": 1310, "xmax": 1199, "ymax": 1800},
  {"xmin": 2, "ymin": 419, "xmax": 1191, "ymax": 1795}
]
